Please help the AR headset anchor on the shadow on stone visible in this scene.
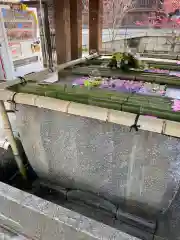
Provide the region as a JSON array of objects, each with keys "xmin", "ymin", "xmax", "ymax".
[
  {"xmin": 155, "ymin": 184, "xmax": 180, "ymax": 240},
  {"xmin": 32, "ymin": 179, "xmax": 157, "ymax": 240}
]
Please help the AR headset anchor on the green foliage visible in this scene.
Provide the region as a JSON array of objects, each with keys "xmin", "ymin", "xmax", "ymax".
[
  {"xmin": 82, "ymin": 46, "xmax": 88, "ymax": 52},
  {"xmin": 108, "ymin": 56, "xmax": 118, "ymax": 69},
  {"xmin": 112, "ymin": 52, "xmax": 122, "ymax": 61},
  {"xmin": 106, "ymin": 52, "xmax": 140, "ymax": 72},
  {"xmin": 120, "ymin": 53, "xmax": 139, "ymax": 72}
]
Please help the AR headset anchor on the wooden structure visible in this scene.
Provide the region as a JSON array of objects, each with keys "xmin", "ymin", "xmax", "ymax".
[{"xmin": 53, "ymin": 0, "xmax": 102, "ymax": 63}]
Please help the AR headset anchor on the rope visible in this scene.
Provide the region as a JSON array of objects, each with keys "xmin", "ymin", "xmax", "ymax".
[{"xmin": 129, "ymin": 114, "xmax": 140, "ymax": 132}]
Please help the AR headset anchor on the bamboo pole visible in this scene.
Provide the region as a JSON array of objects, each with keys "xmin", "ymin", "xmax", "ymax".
[
  {"xmin": 0, "ymin": 101, "xmax": 26, "ymax": 178},
  {"xmin": 56, "ymin": 53, "xmax": 98, "ymax": 72},
  {"xmin": 1, "ymin": 53, "xmax": 98, "ymax": 85},
  {"xmin": 0, "ymin": 88, "xmax": 180, "ymax": 138}
]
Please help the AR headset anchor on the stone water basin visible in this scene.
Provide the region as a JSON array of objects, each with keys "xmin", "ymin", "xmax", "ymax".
[{"xmin": 72, "ymin": 77, "xmax": 166, "ymax": 97}]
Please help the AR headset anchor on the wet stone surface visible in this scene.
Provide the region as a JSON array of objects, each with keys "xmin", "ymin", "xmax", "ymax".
[
  {"xmin": 155, "ymin": 184, "xmax": 180, "ymax": 240},
  {"xmin": 16, "ymin": 105, "xmax": 180, "ymax": 217},
  {"xmin": 0, "ymin": 225, "xmax": 28, "ymax": 239}
]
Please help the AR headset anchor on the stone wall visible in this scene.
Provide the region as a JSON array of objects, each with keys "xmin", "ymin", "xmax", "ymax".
[
  {"xmin": 15, "ymin": 104, "xmax": 180, "ymax": 217},
  {"xmin": 138, "ymin": 36, "xmax": 180, "ymax": 53},
  {"xmin": 101, "ymin": 35, "xmax": 180, "ymax": 53}
]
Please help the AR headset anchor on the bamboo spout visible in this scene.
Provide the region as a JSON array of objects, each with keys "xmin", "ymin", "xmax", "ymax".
[
  {"xmin": 56, "ymin": 53, "xmax": 98, "ymax": 72},
  {"xmin": 0, "ymin": 101, "xmax": 26, "ymax": 178}
]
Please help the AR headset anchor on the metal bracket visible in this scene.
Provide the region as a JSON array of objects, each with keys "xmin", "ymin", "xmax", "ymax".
[
  {"xmin": 7, "ymin": 92, "xmax": 18, "ymax": 112},
  {"xmin": 18, "ymin": 76, "xmax": 27, "ymax": 86}
]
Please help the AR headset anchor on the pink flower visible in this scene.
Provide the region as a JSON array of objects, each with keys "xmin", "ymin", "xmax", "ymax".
[{"xmin": 172, "ymin": 99, "xmax": 180, "ymax": 111}]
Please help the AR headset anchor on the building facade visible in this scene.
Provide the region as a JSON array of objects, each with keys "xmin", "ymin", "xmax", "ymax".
[
  {"xmin": 82, "ymin": 0, "xmax": 165, "ymax": 27},
  {"xmin": 122, "ymin": 0, "xmax": 163, "ymax": 26}
]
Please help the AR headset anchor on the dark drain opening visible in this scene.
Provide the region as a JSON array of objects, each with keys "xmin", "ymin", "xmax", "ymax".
[{"xmin": 0, "ymin": 139, "xmax": 37, "ymax": 189}]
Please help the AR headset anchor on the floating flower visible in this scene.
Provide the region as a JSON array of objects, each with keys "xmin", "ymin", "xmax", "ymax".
[
  {"xmin": 172, "ymin": 99, "xmax": 180, "ymax": 111},
  {"xmin": 72, "ymin": 77, "xmax": 166, "ymax": 96}
]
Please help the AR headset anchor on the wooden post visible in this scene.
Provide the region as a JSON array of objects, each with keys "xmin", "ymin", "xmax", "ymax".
[
  {"xmin": 70, "ymin": 0, "xmax": 82, "ymax": 60},
  {"xmin": 43, "ymin": 3, "xmax": 53, "ymax": 68},
  {"xmin": 89, "ymin": 0, "xmax": 102, "ymax": 53},
  {"xmin": 0, "ymin": 101, "xmax": 26, "ymax": 178},
  {"xmin": 53, "ymin": 0, "xmax": 71, "ymax": 64}
]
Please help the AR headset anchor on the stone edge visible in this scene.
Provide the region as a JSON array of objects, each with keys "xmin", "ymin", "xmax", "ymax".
[{"xmin": 0, "ymin": 181, "xmax": 140, "ymax": 240}]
